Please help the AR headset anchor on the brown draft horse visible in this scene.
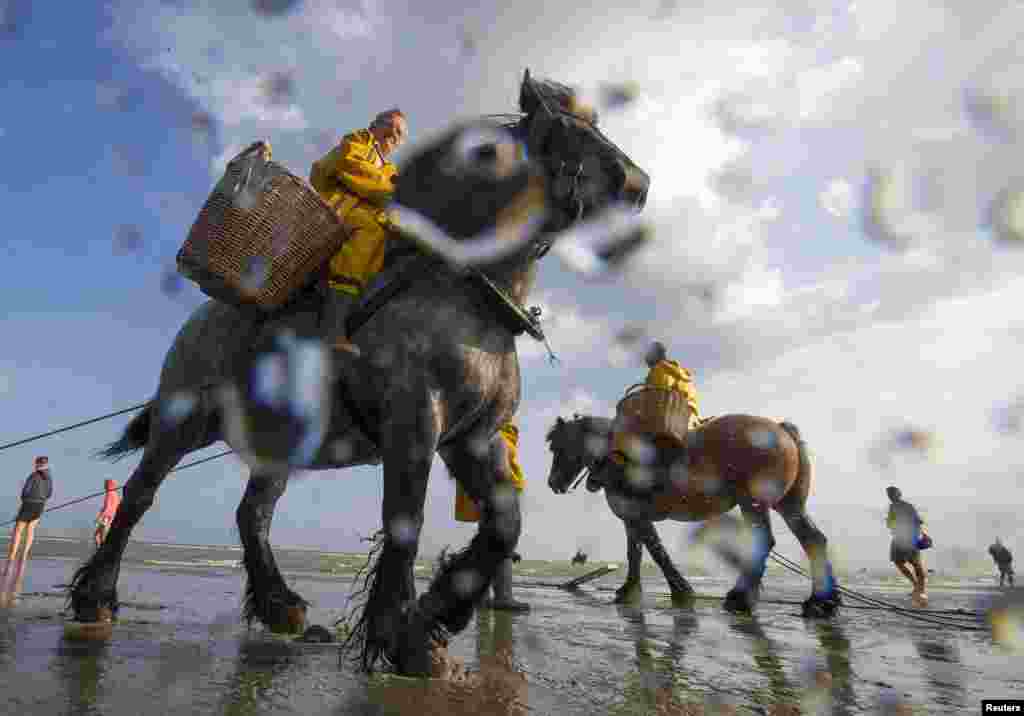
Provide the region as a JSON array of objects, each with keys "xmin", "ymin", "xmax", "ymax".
[{"xmin": 546, "ymin": 414, "xmax": 842, "ymax": 618}]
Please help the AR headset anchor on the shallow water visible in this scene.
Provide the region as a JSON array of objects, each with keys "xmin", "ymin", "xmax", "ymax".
[{"xmin": 0, "ymin": 540, "xmax": 1021, "ymax": 715}]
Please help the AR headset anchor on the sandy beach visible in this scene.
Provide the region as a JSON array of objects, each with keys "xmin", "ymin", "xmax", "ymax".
[{"xmin": 0, "ymin": 538, "xmax": 1021, "ymax": 715}]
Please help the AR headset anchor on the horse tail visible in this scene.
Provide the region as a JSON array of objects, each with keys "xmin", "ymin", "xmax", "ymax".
[
  {"xmin": 778, "ymin": 421, "xmax": 812, "ymax": 508},
  {"xmin": 97, "ymin": 403, "xmax": 153, "ymax": 461}
]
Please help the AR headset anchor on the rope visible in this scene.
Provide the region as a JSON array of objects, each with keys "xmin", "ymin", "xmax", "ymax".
[
  {"xmin": 767, "ymin": 550, "xmax": 987, "ymax": 631},
  {"xmin": 0, "ymin": 403, "xmax": 149, "ymax": 453},
  {"xmin": 2, "ymin": 450, "xmax": 234, "ymax": 528}
]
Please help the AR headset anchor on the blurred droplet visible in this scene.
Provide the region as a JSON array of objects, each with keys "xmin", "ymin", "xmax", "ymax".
[
  {"xmin": 491, "ymin": 483, "xmax": 517, "ymax": 514},
  {"xmin": 113, "ymin": 224, "xmax": 143, "ymax": 255},
  {"xmin": 988, "ymin": 589, "xmax": 1024, "ymax": 652},
  {"xmin": 599, "ymin": 81, "xmax": 640, "ymax": 111},
  {"xmin": 447, "ymin": 127, "xmax": 526, "ymax": 181},
  {"xmin": 250, "ymin": 0, "xmax": 302, "ymax": 17},
  {"xmin": 240, "ymin": 256, "xmax": 269, "ymax": 295},
  {"xmin": 328, "ymin": 438, "xmax": 353, "ymax": 463},
  {"xmin": 861, "ymin": 165, "xmax": 938, "ymax": 249},
  {"xmin": 963, "ymin": 87, "xmax": 1020, "ymax": 142},
  {"xmin": 453, "ymin": 569, "xmax": 482, "ymax": 598},
  {"xmin": 583, "ymin": 433, "xmax": 608, "ymax": 460},
  {"xmin": 220, "ymin": 330, "xmax": 331, "ymax": 470},
  {"xmin": 191, "ymin": 111, "xmax": 215, "ymax": 143},
  {"xmin": 747, "ymin": 427, "xmax": 777, "ymax": 450},
  {"xmin": 691, "ymin": 514, "xmax": 759, "ymax": 576},
  {"xmin": 614, "ymin": 323, "xmax": 646, "ymax": 348},
  {"xmin": 819, "ymin": 178, "xmax": 854, "ymax": 219},
  {"xmin": 390, "ymin": 203, "xmax": 545, "ymax": 269},
  {"xmin": 1, "ymin": 0, "xmax": 29, "ymax": 36},
  {"xmin": 622, "ymin": 434, "xmax": 656, "ymax": 466},
  {"xmin": 877, "ymin": 688, "xmax": 913, "ymax": 715},
  {"xmin": 161, "ymin": 269, "xmax": 184, "ymax": 297},
  {"xmin": 992, "ymin": 396, "xmax": 1024, "ymax": 435},
  {"xmin": 389, "ymin": 516, "xmax": 417, "ymax": 547},
  {"xmin": 259, "ymin": 71, "xmax": 295, "ymax": 107},
  {"xmin": 458, "ymin": 25, "xmax": 477, "ymax": 58},
  {"xmin": 161, "ymin": 391, "xmax": 197, "ymax": 429},
  {"xmin": 550, "ymin": 205, "xmax": 651, "ymax": 278},
  {"xmin": 468, "ymin": 435, "xmax": 490, "ymax": 459},
  {"xmin": 987, "ymin": 185, "xmax": 1024, "ymax": 245}
]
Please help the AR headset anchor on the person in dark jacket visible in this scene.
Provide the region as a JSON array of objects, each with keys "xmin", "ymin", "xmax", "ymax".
[
  {"xmin": 3, "ymin": 456, "xmax": 53, "ymax": 575},
  {"xmin": 989, "ymin": 537, "xmax": 1015, "ymax": 587},
  {"xmin": 885, "ymin": 485, "xmax": 927, "ymax": 599}
]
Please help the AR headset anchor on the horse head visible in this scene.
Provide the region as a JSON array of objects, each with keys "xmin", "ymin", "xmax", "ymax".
[
  {"xmin": 518, "ymin": 69, "xmax": 650, "ymax": 231},
  {"xmin": 547, "ymin": 414, "xmax": 611, "ymax": 494}
]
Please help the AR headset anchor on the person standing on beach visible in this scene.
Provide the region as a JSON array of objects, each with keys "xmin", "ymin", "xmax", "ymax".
[
  {"xmin": 988, "ymin": 538, "xmax": 1014, "ymax": 587},
  {"xmin": 93, "ymin": 479, "xmax": 121, "ymax": 549},
  {"xmin": 3, "ymin": 456, "xmax": 53, "ymax": 575},
  {"xmin": 453, "ymin": 422, "xmax": 530, "ymax": 612},
  {"xmin": 885, "ymin": 485, "xmax": 927, "ymax": 600}
]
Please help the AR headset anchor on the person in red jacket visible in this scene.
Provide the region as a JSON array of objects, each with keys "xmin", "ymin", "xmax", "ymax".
[{"xmin": 93, "ymin": 479, "xmax": 121, "ymax": 548}]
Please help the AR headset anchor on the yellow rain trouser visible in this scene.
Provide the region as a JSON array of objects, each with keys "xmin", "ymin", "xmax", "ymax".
[
  {"xmin": 327, "ymin": 223, "xmax": 389, "ymax": 296},
  {"xmin": 455, "ymin": 423, "xmax": 525, "ymax": 523}
]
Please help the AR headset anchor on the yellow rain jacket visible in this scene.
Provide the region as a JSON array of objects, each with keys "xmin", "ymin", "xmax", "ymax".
[
  {"xmin": 455, "ymin": 422, "xmax": 525, "ymax": 523},
  {"xmin": 646, "ymin": 359, "xmax": 700, "ymax": 427},
  {"xmin": 310, "ymin": 129, "xmax": 398, "ymax": 296}
]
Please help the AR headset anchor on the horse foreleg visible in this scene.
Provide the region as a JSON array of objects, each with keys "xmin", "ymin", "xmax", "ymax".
[
  {"xmin": 723, "ymin": 499, "xmax": 775, "ymax": 614},
  {"xmin": 346, "ymin": 408, "xmax": 435, "ymax": 676},
  {"xmin": 634, "ymin": 521, "xmax": 695, "ymax": 605},
  {"xmin": 614, "ymin": 523, "xmax": 644, "ymax": 604},
  {"xmin": 776, "ymin": 504, "xmax": 841, "ymax": 618},
  {"xmin": 237, "ymin": 470, "xmax": 307, "ymax": 634},
  {"xmin": 419, "ymin": 435, "xmax": 521, "ymax": 658},
  {"xmin": 68, "ymin": 442, "xmax": 187, "ymax": 622}
]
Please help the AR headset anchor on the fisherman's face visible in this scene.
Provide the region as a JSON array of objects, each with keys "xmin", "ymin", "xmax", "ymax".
[{"xmin": 374, "ymin": 116, "xmax": 407, "ymax": 157}]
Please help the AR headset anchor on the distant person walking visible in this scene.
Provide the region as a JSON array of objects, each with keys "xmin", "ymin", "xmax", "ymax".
[
  {"xmin": 94, "ymin": 479, "xmax": 121, "ymax": 549},
  {"xmin": 988, "ymin": 538, "xmax": 1014, "ymax": 587},
  {"xmin": 885, "ymin": 486, "xmax": 928, "ymax": 600},
  {"xmin": 3, "ymin": 456, "xmax": 53, "ymax": 576}
]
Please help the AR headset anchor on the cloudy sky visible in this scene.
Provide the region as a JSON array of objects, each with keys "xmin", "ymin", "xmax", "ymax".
[{"xmin": 2, "ymin": 0, "xmax": 1024, "ymax": 574}]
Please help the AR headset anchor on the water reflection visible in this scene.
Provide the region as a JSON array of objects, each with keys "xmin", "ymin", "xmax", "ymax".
[
  {"xmin": 808, "ymin": 620, "xmax": 858, "ymax": 716},
  {"xmin": 909, "ymin": 629, "xmax": 966, "ymax": 713},
  {"xmin": 51, "ymin": 637, "xmax": 111, "ymax": 715},
  {"xmin": 351, "ymin": 608, "xmax": 528, "ymax": 715},
  {"xmin": 610, "ymin": 604, "xmax": 701, "ymax": 715},
  {"xmin": 727, "ymin": 614, "xmax": 797, "ymax": 712},
  {"xmin": 218, "ymin": 637, "xmax": 301, "ymax": 716}
]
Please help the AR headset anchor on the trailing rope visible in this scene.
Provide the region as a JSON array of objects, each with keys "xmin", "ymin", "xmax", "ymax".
[
  {"xmin": 0, "ymin": 403, "xmax": 149, "ymax": 452},
  {"xmin": 1, "ymin": 450, "xmax": 235, "ymax": 528},
  {"xmin": 767, "ymin": 550, "xmax": 987, "ymax": 631}
]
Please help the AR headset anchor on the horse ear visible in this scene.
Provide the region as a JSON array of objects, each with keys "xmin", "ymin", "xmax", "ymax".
[{"xmin": 556, "ymin": 416, "xmax": 564, "ymax": 425}]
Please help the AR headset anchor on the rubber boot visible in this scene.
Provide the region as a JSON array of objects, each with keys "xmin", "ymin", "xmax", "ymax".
[
  {"xmin": 322, "ymin": 289, "xmax": 360, "ymax": 356},
  {"xmin": 485, "ymin": 557, "xmax": 530, "ymax": 612}
]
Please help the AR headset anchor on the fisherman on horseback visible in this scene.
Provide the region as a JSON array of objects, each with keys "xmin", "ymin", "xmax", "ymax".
[
  {"xmin": 608, "ymin": 341, "xmax": 701, "ymax": 479},
  {"xmin": 310, "ymin": 108, "xmax": 408, "ymax": 354}
]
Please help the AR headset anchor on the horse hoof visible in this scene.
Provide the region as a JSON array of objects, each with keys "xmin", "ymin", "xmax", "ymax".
[
  {"xmin": 269, "ymin": 605, "xmax": 307, "ymax": 635},
  {"xmin": 670, "ymin": 590, "xmax": 695, "ymax": 608},
  {"xmin": 298, "ymin": 624, "xmax": 334, "ymax": 643},
  {"xmin": 802, "ymin": 594, "xmax": 841, "ymax": 619},
  {"xmin": 723, "ymin": 589, "xmax": 755, "ymax": 614},
  {"xmin": 613, "ymin": 585, "xmax": 641, "ymax": 604}
]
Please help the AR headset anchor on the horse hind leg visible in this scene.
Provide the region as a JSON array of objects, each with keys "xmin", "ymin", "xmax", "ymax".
[
  {"xmin": 723, "ymin": 498, "xmax": 776, "ymax": 614},
  {"xmin": 237, "ymin": 470, "xmax": 307, "ymax": 634},
  {"xmin": 776, "ymin": 505, "xmax": 841, "ymax": 618},
  {"xmin": 68, "ymin": 440, "xmax": 190, "ymax": 622}
]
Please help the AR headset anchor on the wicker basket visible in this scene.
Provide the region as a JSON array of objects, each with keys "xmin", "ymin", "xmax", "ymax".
[
  {"xmin": 177, "ymin": 141, "xmax": 347, "ymax": 312},
  {"xmin": 612, "ymin": 384, "xmax": 691, "ymax": 449}
]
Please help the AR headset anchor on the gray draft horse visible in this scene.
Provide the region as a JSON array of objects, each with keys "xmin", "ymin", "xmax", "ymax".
[
  {"xmin": 67, "ymin": 73, "xmax": 650, "ymax": 677},
  {"xmin": 546, "ymin": 414, "xmax": 842, "ymax": 618}
]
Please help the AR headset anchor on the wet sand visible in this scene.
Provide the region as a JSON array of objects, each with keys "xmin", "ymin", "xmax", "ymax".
[{"xmin": 0, "ymin": 553, "xmax": 1021, "ymax": 715}]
